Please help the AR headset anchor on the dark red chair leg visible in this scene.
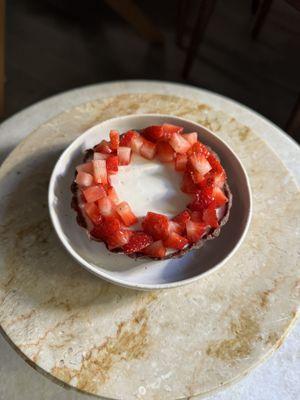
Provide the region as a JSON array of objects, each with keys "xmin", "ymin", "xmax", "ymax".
[
  {"xmin": 286, "ymin": 95, "xmax": 300, "ymax": 138},
  {"xmin": 182, "ymin": 0, "xmax": 217, "ymax": 79},
  {"xmin": 251, "ymin": 0, "xmax": 274, "ymax": 39}
]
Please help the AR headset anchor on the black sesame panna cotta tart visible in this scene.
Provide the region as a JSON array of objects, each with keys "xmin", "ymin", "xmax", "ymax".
[{"xmin": 71, "ymin": 124, "xmax": 232, "ymax": 260}]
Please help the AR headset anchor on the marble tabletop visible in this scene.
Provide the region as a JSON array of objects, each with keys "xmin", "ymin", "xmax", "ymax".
[{"xmin": 0, "ymin": 81, "xmax": 299, "ymax": 400}]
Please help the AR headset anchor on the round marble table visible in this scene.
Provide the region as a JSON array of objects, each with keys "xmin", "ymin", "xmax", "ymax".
[{"xmin": 0, "ymin": 81, "xmax": 299, "ymax": 400}]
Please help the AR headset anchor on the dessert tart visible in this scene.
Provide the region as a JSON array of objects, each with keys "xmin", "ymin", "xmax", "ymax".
[{"xmin": 71, "ymin": 124, "xmax": 232, "ymax": 260}]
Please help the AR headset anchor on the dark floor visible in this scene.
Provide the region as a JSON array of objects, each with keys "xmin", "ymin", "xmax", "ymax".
[{"xmin": 4, "ymin": 0, "xmax": 300, "ymax": 141}]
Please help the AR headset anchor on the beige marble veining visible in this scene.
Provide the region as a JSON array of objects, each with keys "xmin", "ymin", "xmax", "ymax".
[{"xmin": 0, "ymin": 94, "xmax": 299, "ymax": 400}]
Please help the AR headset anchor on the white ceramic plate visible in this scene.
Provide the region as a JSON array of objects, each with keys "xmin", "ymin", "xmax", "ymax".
[{"xmin": 48, "ymin": 114, "xmax": 252, "ymax": 290}]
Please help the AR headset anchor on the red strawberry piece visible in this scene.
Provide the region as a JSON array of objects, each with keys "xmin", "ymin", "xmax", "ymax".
[
  {"xmin": 188, "ymin": 141, "xmax": 210, "ymax": 157},
  {"xmin": 173, "ymin": 210, "xmax": 191, "ymax": 225},
  {"xmin": 169, "ymin": 132, "xmax": 191, "ymax": 154},
  {"xmin": 168, "ymin": 221, "xmax": 184, "ymax": 235},
  {"xmin": 115, "ymin": 201, "xmax": 138, "ymax": 226},
  {"xmin": 83, "ymin": 185, "xmax": 106, "ymax": 203},
  {"xmin": 120, "ymin": 130, "xmax": 139, "ymax": 146},
  {"xmin": 109, "ymin": 130, "xmax": 120, "ymax": 150},
  {"xmin": 107, "ymin": 230, "xmax": 131, "ymax": 250},
  {"xmin": 203, "ymin": 206, "xmax": 219, "ymax": 228},
  {"xmin": 106, "ymin": 155, "xmax": 118, "ymax": 175},
  {"xmin": 198, "ymin": 174, "xmax": 215, "ymax": 189},
  {"xmin": 190, "ymin": 170, "xmax": 205, "ymax": 184},
  {"xmin": 175, "ymin": 154, "xmax": 187, "ymax": 171},
  {"xmin": 84, "ymin": 202, "xmax": 103, "ymax": 225},
  {"xmin": 142, "ymin": 212, "xmax": 169, "ymax": 240},
  {"xmin": 123, "ymin": 232, "xmax": 153, "ymax": 254},
  {"xmin": 76, "ymin": 162, "xmax": 93, "ymax": 174},
  {"xmin": 94, "ymin": 152, "xmax": 110, "ymax": 160},
  {"xmin": 131, "ymin": 135, "xmax": 144, "ymax": 153},
  {"xmin": 182, "ymin": 132, "xmax": 198, "ymax": 145},
  {"xmin": 181, "ymin": 172, "xmax": 198, "ymax": 194},
  {"xmin": 97, "ymin": 196, "xmax": 115, "ymax": 216},
  {"xmin": 207, "ymin": 153, "xmax": 224, "ymax": 175},
  {"xmin": 162, "ymin": 124, "xmax": 184, "ymax": 140},
  {"xmin": 212, "ymin": 187, "xmax": 228, "ymax": 207},
  {"xmin": 117, "ymin": 146, "xmax": 132, "ymax": 165},
  {"xmin": 75, "ymin": 171, "xmax": 93, "ymax": 187},
  {"xmin": 188, "ymin": 186, "xmax": 214, "ymax": 211},
  {"xmin": 140, "ymin": 139, "xmax": 156, "ymax": 160},
  {"xmin": 94, "ymin": 140, "xmax": 113, "ymax": 154},
  {"xmin": 98, "ymin": 216, "xmax": 130, "ymax": 249},
  {"xmin": 89, "ymin": 226, "xmax": 104, "ymax": 241},
  {"xmin": 107, "ymin": 186, "xmax": 119, "ymax": 204},
  {"xmin": 214, "ymin": 171, "xmax": 226, "ymax": 188},
  {"xmin": 186, "ymin": 220, "xmax": 207, "ymax": 243},
  {"xmin": 156, "ymin": 142, "xmax": 175, "ymax": 162},
  {"xmin": 190, "ymin": 211, "xmax": 203, "ymax": 222},
  {"xmin": 189, "ymin": 153, "xmax": 212, "ymax": 175},
  {"xmin": 142, "ymin": 240, "xmax": 166, "ymax": 258},
  {"xmin": 93, "ymin": 159, "xmax": 108, "ymax": 184},
  {"xmin": 142, "ymin": 125, "xmax": 164, "ymax": 141},
  {"xmin": 164, "ymin": 232, "xmax": 188, "ymax": 250}
]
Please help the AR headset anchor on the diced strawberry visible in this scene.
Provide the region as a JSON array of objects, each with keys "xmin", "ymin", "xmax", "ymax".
[
  {"xmin": 143, "ymin": 125, "xmax": 164, "ymax": 141},
  {"xmin": 106, "ymin": 155, "xmax": 118, "ymax": 175},
  {"xmin": 214, "ymin": 171, "xmax": 226, "ymax": 188},
  {"xmin": 198, "ymin": 174, "xmax": 215, "ymax": 189},
  {"xmin": 94, "ymin": 152, "xmax": 110, "ymax": 160},
  {"xmin": 203, "ymin": 206, "xmax": 219, "ymax": 228},
  {"xmin": 207, "ymin": 153, "xmax": 224, "ymax": 175},
  {"xmin": 83, "ymin": 185, "xmax": 106, "ymax": 203},
  {"xmin": 168, "ymin": 221, "xmax": 184, "ymax": 235},
  {"xmin": 181, "ymin": 172, "xmax": 198, "ymax": 194},
  {"xmin": 162, "ymin": 124, "xmax": 184, "ymax": 140},
  {"xmin": 186, "ymin": 220, "xmax": 207, "ymax": 243},
  {"xmin": 109, "ymin": 130, "xmax": 120, "ymax": 150},
  {"xmin": 131, "ymin": 135, "xmax": 144, "ymax": 153},
  {"xmin": 189, "ymin": 153, "xmax": 212, "ymax": 175},
  {"xmin": 188, "ymin": 186, "xmax": 214, "ymax": 211},
  {"xmin": 84, "ymin": 202, "xmax": 103, "ymax": 225},
  {"xmin": 212, "ymin": 187, "xmax": 228, "ymax": 207},
  {"xmin": 94, "ymin": 140, "xmax": 112, "ymax": 154},
  {"xmin": 96, "ymin": 216, "xmax": 130, "ymax": 249},
  {"xmin": 142, "ymin": 212, "xmax": 169, "ymax": 240},
  {"xmin": 75, "ymin": 171, "xmax": 93, "ymax": 187},
  {"xmin": 97, "ymin": 196, "xmax": 115, "ymax": 216},
  {"xmin": 142, "ymin": 240, "xmax": 166, "ymax": 258},
  {"xmin": 89, "ymin": 226, "xmax": 104, "ymax": 241},
  {"xmin": 188, "ymin": 141, "xmax": 210, "ymax": 158},
  {"xmin": 123, "ymin": 232, "xmax": 153, "ymax": 254},
  {"xmin": 107, "ymin": 229, "xmax": 131, "ymax": 250},
  {"xmin": 120, "ymin": 130, "xmax": 139, "ymax": 146},
  {"xmin": 190, "ymin": 211, "xmax": 203, "ymax": 222},
  {"xmin": 190, "ymin": 170, "xmax": 205, "ymax": 184},
  {"xmin": 173, "ymin": 210, "xmax": 191, "ymax": 225},
  {"xmin": 115, "ymin": 201, "xmax": 137, "ymax": 226},
  {"xmin": 76, "ymin": 162, "xmax": 93, "ymax": 174},
  {"xmin": 156, "ymin": 142, "xmax": 175, "ymax": 163},
  {"xmin": 182, "ymin": 132, "xmax": 198, "ymax": 145},
  {"xmin": 118, "ymin": 147, "xmax": 132, "ymax": 165},
  {"xmin": 140, "ymin": 139, "xmax": 156, "ymax": 160},
  {"xmin": 169, "ymin": 132, "xmax": 191, "ymax": 154},
  {"xmin": 107, "ymin": 186, "xmax": 119, "ymax": 204},
  {"xmin": 175, "ymin": 154, "xmax": 187, "ymax": 171},
  {"xmin": 164, "ymin": 232, "xmax": 188, "ymax": 250},
  {"xmin": 93, "ymin": 160, "xmax": 108, "ymax": 184}
]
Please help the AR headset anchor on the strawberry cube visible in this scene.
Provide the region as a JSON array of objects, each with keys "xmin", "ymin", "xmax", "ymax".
[
  {"xmin": 162, "ymin": 124, "xmax": 184, "ymax": 140},
  {"xmin": 75, "ymin": 171, "xmax": 93, "ymax": 187},
  {"xmin": 182, "ymin": 132, "xmax": 198, "ymax": 145},
  {"xmin": 93, "ymin": 159, "xmax": 108, "ymax": 184},
  {"xmin": 212, "ymin": 187, "xmax": 228, "ymax": 207},
  {"xmin": 143, "ymin": 125, "xmax": 164, "ymax": 141},
  {"xmin": 109, "ymin": 130, "xmax": 120, "ymax": 150},
  {"xmin": 188, "ymin": 142, "xmax": 210, "ymax": 157},
  {"xmin": 83, "ymin": 185, "xmax": 106, "ymax": 203},
  {"xmin": 164, "ymin": 232, "xmax": 188, "ymax": 250},
  {"xmin": 97, "ymin": 196, "xmax": 115, "ymax": 216},
  {"xmin": 94, "ymin": 140, "xmax": 112, "ymax": 154},
  {"xmin": 189, "ymin": 153, "xmax": 212, "ymax": 176},
  {"xmin": 175, "ymin": 154, "xmax": 187, "ymax": 171},
  {"xmin": 156, "ymin": 142, "xmax": 175, "ymax": 163},
  {"xmin": 116, "ymin": 201, "xmax": 137, "ymax": 226},
  {"xmin": 106, "ymin": 155, "xmax": 118, "ymax": 175},
  {"xmin": 76, "ymin": 162, "xmax": 93, "ymax": 174},
  {"xmin": 203, "ymin": 206, "xmax": 219, "ymax": 228},
  {"xmin": 117, "ymin": 147, "xmax": 132, "ymax": 165},
  {"xmin": 142, "ymin": 240, "xmax": 166, "ymax": 258},
  {"xmin": 131, "ymin": 135, "xmax": 144, "ymax": 153},
  {"xmin": 120, "ymin": 130, "xmax": 139, "ymax": 147},
  {"xmin": 186, "ymin": 220, "xmax": 207, "ymax": 243},
  {"xmin": 122, "ymin": 232, "xmax": 153, "ymax": 253},
  {"xmin": 169, "ymin": 132, "xmax": 191, "ymax": 154},
  {"xmin": 84, "ymin": 202, "xmax": 103, "ymax": 225},
  {"xmin": 142, "ymin": 212, "xmax": 169, "ymax": 240},
  {"xmin": 140, "ymin": 139, "xmax": 156, "ymax": 160},
  {"xmin": 94, "ymin": 152, "xmax": 109, "ymax": 160},
  {"xmin": 181, "ymin": 172, "xmax": 198, "ymax": 194},
  {"xmin": 107, "ymin": 186, "xmax": 119, "ymax": 204}
]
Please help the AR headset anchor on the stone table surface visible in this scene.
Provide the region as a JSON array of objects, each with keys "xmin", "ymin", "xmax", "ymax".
[{"xmin": 0, "ymin": 81, "xmax": 299, "ymax": 400}]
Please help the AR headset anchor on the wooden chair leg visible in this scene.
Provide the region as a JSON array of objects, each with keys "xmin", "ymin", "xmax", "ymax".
[
  {"xmin": 176, "ymin": 0, "xmax": 191, "ymax": 47},
  {"xmin": 182, "ymin": 0, "xmax": 217, "ymax": 79},
  {"xmin": 251, "ymin": 0, "xmax": 273, "ymax": 39},
  {"xmin": 104, "ymin": 0, "xmax": 163, "ymax": 44},
  {"xmin": 0, "ymin": 0, "xmax": 5, "ymax": 117},
  {"xmin": 286, "ymin": 95, "xmax": 300, "ymax": 138}
]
